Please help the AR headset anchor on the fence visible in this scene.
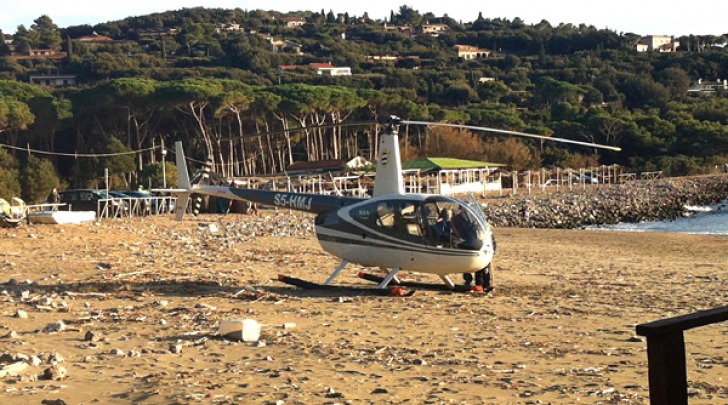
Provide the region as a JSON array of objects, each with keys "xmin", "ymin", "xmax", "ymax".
[{"xmin": 97, "ymin": 196, "xmax": 177, "ymax": 220}]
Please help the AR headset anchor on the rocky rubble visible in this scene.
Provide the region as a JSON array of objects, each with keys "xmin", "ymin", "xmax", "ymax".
[{"xmin": 482, "ymin": 175, "xmax": 728, "ymax": 228}]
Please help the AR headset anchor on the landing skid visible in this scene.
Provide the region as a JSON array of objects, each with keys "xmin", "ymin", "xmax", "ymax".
[
  {"xmin": 358, "ymin": 272, "xmax": 489, "ymax": 293},
  {"xmin": 277, "ymin": 275, "xmax": 415, "ymax": 297}
]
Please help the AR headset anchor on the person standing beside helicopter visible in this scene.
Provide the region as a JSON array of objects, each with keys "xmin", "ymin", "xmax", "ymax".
[{"xmin": 47, "ymin": 188, "xmax": 61, "ymax": 211}]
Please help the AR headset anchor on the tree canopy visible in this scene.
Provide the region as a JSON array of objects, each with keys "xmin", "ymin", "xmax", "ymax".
[{"xmin": 0, "ymin": 9, "xmax": 726, "ymax": 189}]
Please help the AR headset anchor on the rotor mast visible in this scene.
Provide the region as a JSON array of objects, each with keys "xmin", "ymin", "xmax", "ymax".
[{"xmin": 372, "ymin": 116, "xmax": 405, "ymax": 197}]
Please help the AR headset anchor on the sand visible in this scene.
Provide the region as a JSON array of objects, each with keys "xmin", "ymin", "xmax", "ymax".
[{"xmin": 0, "ymin": 213, "xmax": 726, "ymax": 404}]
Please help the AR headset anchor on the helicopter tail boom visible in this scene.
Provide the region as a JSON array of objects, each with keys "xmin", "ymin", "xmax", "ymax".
[{"xmin": 159, "ymin": 141, "xmax": 364, "ymax": 218}]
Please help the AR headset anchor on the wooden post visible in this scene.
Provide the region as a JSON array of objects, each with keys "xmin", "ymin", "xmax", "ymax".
[
  {"xmin": 556, "ymin": 168, "xmax": 560, "ymax": 192},
  {"xmin": 636, "ymin": 306, "xmax": 728, "ymax": 405},
  {"xmin": 498, "ymin": 172, "xmax": 502, "ymax": 196},
  {"xmin": 643, "ymin": 333, "xmax": 688, "ymax": 405}
]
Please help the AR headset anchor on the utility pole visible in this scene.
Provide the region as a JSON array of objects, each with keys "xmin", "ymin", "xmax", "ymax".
[{"xmin": 161, "ymin": 137, "xmax": 167, "ymax": 188}]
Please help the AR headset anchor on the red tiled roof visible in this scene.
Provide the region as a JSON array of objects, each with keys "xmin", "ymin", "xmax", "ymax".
[{"xmin": 309, "ymin": 63, "xmax": 335, "ymax": 69}]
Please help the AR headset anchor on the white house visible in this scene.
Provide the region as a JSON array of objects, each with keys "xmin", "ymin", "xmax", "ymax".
[
  {"xmin": 637, "ymin": 35, "xmax": 679, "ymax": 52},
  {"xmin": 688, "ymin": 79, "xmax": 728, "ymax": 96},
  {"xmin": 309, "ymin": 63, "xmax": 351, "ymax": 76},
  {"xmin": 29, "ymin": 74, "xmax": 77, "ymax": 87},
  {"xmin": 454, "ymin": 45, "xmax": 492, "ymax": 60}
]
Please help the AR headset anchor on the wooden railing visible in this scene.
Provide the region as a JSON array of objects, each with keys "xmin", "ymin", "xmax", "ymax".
[{"xmin": 635, "ymin": 305, "xmax": 728, "ymax": 404}]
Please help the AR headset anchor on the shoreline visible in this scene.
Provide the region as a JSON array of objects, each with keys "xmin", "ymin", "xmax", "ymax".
[{"xmin": 481, "ymin": 174, "xmax": 728, "ymax": 229}]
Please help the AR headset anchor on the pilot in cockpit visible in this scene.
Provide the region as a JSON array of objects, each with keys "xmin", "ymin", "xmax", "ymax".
[{"xmin": 432, "ymin": 208, "xmax": 452, "ymax": 243}]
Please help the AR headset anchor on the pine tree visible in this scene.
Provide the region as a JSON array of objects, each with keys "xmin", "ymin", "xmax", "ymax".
[{"xmin": 0, "ymin": 149, "xmax": 21, "ymax": 201}]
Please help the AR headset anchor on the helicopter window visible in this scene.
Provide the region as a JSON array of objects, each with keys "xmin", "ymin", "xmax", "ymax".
[
  {"xmin": 352, "ymin": 200, "xmax": 427, "ymax": 243},
  {"xmin": 376, "ymin": 203, "xmax": 396, "ymax": 228},
  {"xmin": 421, "ymin": 200, "xmax": 485, "ymax": 250},
  {"xmin": 349, "ymin": 201, "xmax": 382, "ymax": 228}
]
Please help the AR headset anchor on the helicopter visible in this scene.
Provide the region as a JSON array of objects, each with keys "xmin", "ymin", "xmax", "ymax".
[{"xmin": 167, "ymin": 116, "xmax": 620, "ymax": 293}]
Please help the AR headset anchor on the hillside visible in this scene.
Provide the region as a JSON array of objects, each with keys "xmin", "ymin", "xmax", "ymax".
[{"xmin": 1, "ymin": 7, "xmax": 727, "ymax": 200}]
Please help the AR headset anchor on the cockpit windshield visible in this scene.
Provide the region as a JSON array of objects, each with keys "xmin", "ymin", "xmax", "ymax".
[{"xmin": 422, "ymin": 196, "xmax": 487, "ymax": 251}]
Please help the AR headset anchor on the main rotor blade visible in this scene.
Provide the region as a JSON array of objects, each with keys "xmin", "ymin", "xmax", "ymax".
[{"xmin": 401, "ymin": 120, "xmax": 622, "ymax": 152}]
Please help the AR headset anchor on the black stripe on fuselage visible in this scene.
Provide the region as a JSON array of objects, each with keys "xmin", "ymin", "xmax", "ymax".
[{"xmin": 315, "ymin": 230, "xmax": 480, "ymax": 257}]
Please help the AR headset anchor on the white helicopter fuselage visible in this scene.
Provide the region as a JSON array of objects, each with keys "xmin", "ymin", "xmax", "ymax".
[{"xmin": 314, "ymin": 193, "xmax": 495, "ymax": 276}]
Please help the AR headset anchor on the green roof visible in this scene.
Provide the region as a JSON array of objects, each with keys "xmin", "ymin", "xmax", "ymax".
[{"xmin": 402, "ymin": 157, "xmax": 505, "ymax": 171}]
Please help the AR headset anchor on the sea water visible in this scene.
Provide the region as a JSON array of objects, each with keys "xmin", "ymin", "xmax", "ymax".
[{"xmin": 591, "ymin": 199, "xmax": 728, "ymax": 236}]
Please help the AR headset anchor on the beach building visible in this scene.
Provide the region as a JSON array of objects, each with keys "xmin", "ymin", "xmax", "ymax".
[{"xmin": 402, "ymin": 157, "xmax": 504, "ymax": 195}]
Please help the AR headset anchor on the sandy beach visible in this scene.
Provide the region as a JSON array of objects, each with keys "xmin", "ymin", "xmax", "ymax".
[{"xmin": 1, "ymin": 213, "xmax": 726, "ymax": 404}]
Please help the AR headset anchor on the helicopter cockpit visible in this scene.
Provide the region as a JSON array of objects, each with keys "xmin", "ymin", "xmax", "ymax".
[
  {"xmin": 344, "ymin": 195, "xmax": 489, "ymax": 251},
  {"xmin": 420, "ymin": 196, "xmax": 489, "ymax": 250}
]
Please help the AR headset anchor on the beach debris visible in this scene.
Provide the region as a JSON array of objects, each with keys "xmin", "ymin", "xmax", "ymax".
[
  {"xmin": 41, "ymin": 400, "xmax": 68, "ymax": 405},
  {"xmin": 219, "ymin": 318, "xmax": 260, "ymax": 342},
  {"xmin": 0, "ymin": 362, "xmax": 27, "ymax": 378},
  {"xmin": 84, "ymin": 330, "xmax": 99, "ymax": 342},
  {"xmin": 14, "ymin": 309, "xmax": 28, "ymax": 319},
  {"xmin": 47, "ymin": 352, "xmax": 64, "ymax": 364},
  {"xmin": 41, "ymin": 364, "xmax": 67, "ymax": 380},
  {"xmin": 29, "ymin": 355, "xmax": 42, "ymax": 367},
  {"xmin": 324, "ymin": 387, "xmax": 344, "ymax": 398},
  {"xmin": 2, "ymin": 331, "xmax": 18, "ymax": 339},
  {"xmin": 108, "ymin": 348, "xmax": 125, "ymax": 356},
  {"xmin": 43, "ymin": 320, "xmax": 67, "ymax": 333},
  {"xmin": 626, "ymin": 335, "xmax": 644, "ymax": 343}
]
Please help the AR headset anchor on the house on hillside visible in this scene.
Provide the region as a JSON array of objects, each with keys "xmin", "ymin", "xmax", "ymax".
[
  {"xmin": 688, "ymin": 78, "xmax": 728, "ymax": 96},
  {"xmin": 383, "ymin": 23, "xmax": 415, "ymax": 38},
  {"xmin": 277, "ymin": 64, "xmax": 301, "ymax": 73},
  {"xmin": 402, "ymin": 157, "xmax": 504, "ymax": 195},
  {"xmin": 636, "ymin": 35, "xmax": 679, "ymax": 52},
  {"xmin": 136, "ymin": 28, "xmax": 180, "ymax": 37},
  {"xmin": 454, "ymin": 45, "xmax": 492, "ymax": 60},
  {"xmin": 77, "ymin": 32, "xmax": 114, "ymax": 42},
  {"xmin": 11, "ymin": 49, "xmax": 67, "ymax": 60},
  {"xmin": 269, "ymin": 38, "xmax": 302, "ymax": 54},
  {"xmin": 282, "ymin": 17, "xmax": 306, "ymax": 27},
  {"xmin": 310, "ymin": 62, "xmax": 351, "ymax": 76},
  {"xmin": 29, "ymin": 74, "xmax": 77, "ymax": 87},
  {"xmin": 215, "ymin": 23, "xmax": 243, "ymax": 33},
  {"xmin": 418, "ymin": 23, "xmax": 450, "ymax": 36}
]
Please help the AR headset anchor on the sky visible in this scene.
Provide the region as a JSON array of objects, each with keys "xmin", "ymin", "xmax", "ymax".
[{"xmin": 1, "ymin": 1, "xmax": 725, "ymax": 37}]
